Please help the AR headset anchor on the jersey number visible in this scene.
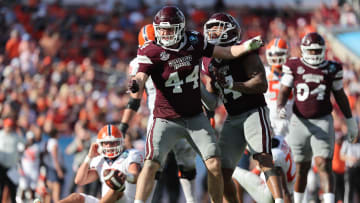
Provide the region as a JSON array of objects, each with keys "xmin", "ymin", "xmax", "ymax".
[
  {"xmin": 165, "ymin": 65, "xmax": 199, "ymax": 93},
  {"xmin": 285, "ymin": 153, "xmax": 296, "ymax": 182},
  {"xmin": 296, "ymin": 83, "xmax": 326, "ymax": 101}
]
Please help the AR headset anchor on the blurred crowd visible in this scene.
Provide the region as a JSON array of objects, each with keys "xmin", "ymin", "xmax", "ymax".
[{"xmin": 0, "ymin": 0, "xmax": 359, "ymax": 203}]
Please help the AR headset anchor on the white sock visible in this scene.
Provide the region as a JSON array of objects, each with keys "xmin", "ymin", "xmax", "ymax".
[
  {"xmin": 275, "ymin": 198, "xmax": 284, "ymax": 203},
  {"xmin": 134, "ymin": 201, "xmax": 145, "ymax": 203},
  {"xmin": 179, "ymin": 178, "xmax": 196, "ymax": 203},
  {"xmin": 294, "ymin": 192, "xmax": 304, "ymax": 203},
  {"xmin": 323, "ymin": 193, "xmax": 335, "ymax": 203}
]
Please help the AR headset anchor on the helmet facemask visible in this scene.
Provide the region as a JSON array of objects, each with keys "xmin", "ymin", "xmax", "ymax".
[
  {"xmin": 301, "ymin": 45, "xmax": 326, "ymax": 65},
  {"xmin": 204, "ymin": 19, "xmax": 240, "ymax": 46},
  {"xmin": 154, "ymin": 22, "xmax": 185, "ymax": 47},
  {"xmin": 97, "ymin": 138, "xmax": 123, "ymax": 158},
  {"xmin": 266, "ymin": 49, "xmax": 288, "ymax": 67}
]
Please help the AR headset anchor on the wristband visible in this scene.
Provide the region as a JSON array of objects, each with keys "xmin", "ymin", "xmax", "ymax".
[
  {"xmin": 84, "ymin": 156, "xmax": 92, "ymax": 164},
  {"xmin": 119, "ymin": 122, "xmax": 129, "ymax": 135}
]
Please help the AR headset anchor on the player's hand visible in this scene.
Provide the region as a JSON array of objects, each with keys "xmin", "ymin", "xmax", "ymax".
[
  {"xmin": 345, "ymin": 117, "xmax": 358, "ymax": 143},
  {"xmin": 243, "ymin": 35, "xmax": 264, "ymax": 52},
  {"xmin": 128, "ymin": 79, "xmax": 139, "ymax": 93},
  {"xmin": 277, "ymin": 107, "xmax": 287, "ymax": 119},
  {"xmin": 213, "ymin": 67, "xmax": 233, "ymax": 89},
  {"xmin": 88, "ymin": 143, "xmax": 100, "ymax": 158}
]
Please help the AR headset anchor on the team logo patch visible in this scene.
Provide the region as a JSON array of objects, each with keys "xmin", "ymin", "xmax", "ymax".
[
  {"xmin": 189, "ymin": 35, "xmax": 198, "ymax": 45},
  {"xmin": 160, "ymin": 51, "xmax": 170, "ymax": 61},
  {"xmin": 297, "ymin": 66, "xmax": 305, "ymax": 75},
  {"xmin": 187, "ymin": 45, "xmax": 194, "ymax": 51}
]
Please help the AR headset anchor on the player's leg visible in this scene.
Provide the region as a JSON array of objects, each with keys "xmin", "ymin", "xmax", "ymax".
[
  {"xmin": 310, "ymin": 114, "xmax": 335, "ymax": 203},
  {"xmin": 244, "ymin": 107, "xmax": 283, "ymax": 202},
  {"xmin": 218, "ymin": 114, "xmax": 247, "ymax": 203},
  {"xmin": 232, "ymin": 167, "xmax": 273, "ymax": 203},
  {"xmin": 173, "ymin": 139, "xmax": 197, "ymax": 203},
  {"xmin": 285, "ymin": 114, "xmax": 313, "ymax": 203},
  {"xmin": 186, "ymin": 113, "xmax": 223, "ymax": 203},
  {"xmin": 135, "ymin": 118, "xmax": 185, "ymax": 203}
]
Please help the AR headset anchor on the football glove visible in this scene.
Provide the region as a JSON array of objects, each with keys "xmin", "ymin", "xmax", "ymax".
[{"xmin": 345, "ymin": 117, "xmax": 358, "ymax": 143}]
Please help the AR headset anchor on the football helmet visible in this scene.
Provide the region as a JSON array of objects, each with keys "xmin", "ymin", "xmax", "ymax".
[
  {"xmin": 97, "ymin": 124, "xmax": 124, "ymax": 158},
  {"xmin": 266, "ymin": 38, "xmax": 288, "ymax": 67},
  {"xmin": 301, "ymin": 32, "xmax": 326, "ymax": 65},
  {"xmin": 204, "ymin": 12, "xmax": 241, "ymax": 46},
  {"xmin": 138, "ymin": 24, "xmax": 155, "ymax": 46},
  {"xmin": 153, "ymin": 6, "xmax": 185, "ymax": 47}
]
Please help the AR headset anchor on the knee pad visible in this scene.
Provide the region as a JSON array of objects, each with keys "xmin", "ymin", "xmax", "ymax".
[{"xmin": 178, "ymin": 165, "xmax": 196, "ymax": 180}]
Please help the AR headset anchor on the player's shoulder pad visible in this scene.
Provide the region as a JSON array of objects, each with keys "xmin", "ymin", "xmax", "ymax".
[
  {"xmin": 137, "ymin": 41, "xmax": 161, "ymax": 58},
  {"xmin": 89, "ymin": 156, "xmax": 104, "ymax": 168},
  {"xmin": 327, "ymin": 60, "xmax": 343, "ymax": 73}
]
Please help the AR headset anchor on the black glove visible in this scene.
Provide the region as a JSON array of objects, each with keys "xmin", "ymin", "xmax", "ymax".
[
  {"xmin": 128, "ymin": 80, "xmax": 139, "ymax": 93},
  {"xmin": 118, "ymin": 122, "xmax": 129, "ymax": 135}
]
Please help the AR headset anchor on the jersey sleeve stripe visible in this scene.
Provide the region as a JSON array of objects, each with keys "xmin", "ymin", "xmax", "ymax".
[
  {"xmin": 280, "ymin": 74, "xmax": 294, "ymax": 87},
  {"xmin": 332, "ymin": 80, "xmax": 343, "ymax": 91},
  {"xmin": 137, "ymin": 55, "xmax": 153, "ymax": 64}
]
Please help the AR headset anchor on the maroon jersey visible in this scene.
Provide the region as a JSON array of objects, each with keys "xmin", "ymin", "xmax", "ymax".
[
  {"xmin": 137, "ymin": 31, "xmax": 214, "ymax": 119},
  {"xmin": 202, "ymin": 53, "xmax": 267, "ymax": 116},
  {"xmin": 281, "ymin": 58, "xmax": 343, "ymax": 118}
]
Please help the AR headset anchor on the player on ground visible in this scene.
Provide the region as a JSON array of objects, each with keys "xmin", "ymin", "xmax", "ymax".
[
  {"xmin": 277, "ymin": 32, "xmax": 359, "ymax": 203},
  {"xmin": 202, "ymin": 13, "xmax": 285, "ymax": 203},
  {"xmin": 58, "ymin": 125, "xmax": 144, "ymax": 203},
  {"xmin": 128, "ymin": 6, "xmax": 263, "ymax": 203},
  {"xmin": 120, "ymin": 24, "xmax": 198, "ymax": 203},
  {"xmin": 232, "ymin": 136, "xmax": 295, "ymax": 203},
  {"xmin": 264, "ymin": 38, "xmax": 293, "ymax": 136}
]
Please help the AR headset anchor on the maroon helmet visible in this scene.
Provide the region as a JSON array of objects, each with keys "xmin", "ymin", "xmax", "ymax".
[
  {"xmin": 153, "ymin": 6, "xmax": 185, "ymax": 47},
  {"xmin": 301, "ymin": 32, "xmax": 326, "ymax": 65},
  {"xmin": 204, "ymin": 13, "xmax": 241, "ymax": 46}
]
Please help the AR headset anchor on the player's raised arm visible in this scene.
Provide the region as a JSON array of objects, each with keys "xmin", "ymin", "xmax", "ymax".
[
  {"xmin": 212, "ymin": 35, "xmax": 264, "ymax": 59},
  {"xmin": 74, "ymin": 142, "xmax": 100, "ymax": 185}
]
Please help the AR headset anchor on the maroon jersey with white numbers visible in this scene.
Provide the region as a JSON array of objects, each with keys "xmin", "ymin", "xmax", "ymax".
[
  {"xmin": 282, "ymin": 58, "xmax": 343, "ymax": 118},
  {"xmin": 202, "ymin": 53, "xmax": 267, "ymax": 116},
  {"xmin": 137, "ymin": 31, "xmax": 214, "ymax": 119}
]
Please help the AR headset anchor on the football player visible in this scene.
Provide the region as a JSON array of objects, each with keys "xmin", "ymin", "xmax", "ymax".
[
  {"xmin": 232, "ymin": 136, "xmax": 295, "ymax": 203},
  {"xmin": 128, "ymin": 6, "xmax": 263, "ymax": 203},
  {"xmin": 264, "ymin": 38, "xmax": 293, "ymax": 136},
  {"xmin": 120, "ymin": 24, "xmax": 198, "ymax": 203},
  {"xmin": 58, "ymin": 125, "xmax": 144, "ymax": 203},
  {"xmin": 277, "ymin": 32, "xmax": 359, "ymax": 203},
  {"xmin": 202, "ymin": 13, "xmax": 285, "ymax": 203}
]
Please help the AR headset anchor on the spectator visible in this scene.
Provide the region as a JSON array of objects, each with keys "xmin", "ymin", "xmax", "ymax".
[
  {"xmin": 340, "ymin": 3, "xmax": 359, "ymax": 27},
  {"xmin": 0, "ymin": 118, "xmax": 25, "ymax": 203},
  {"xmin": 340, "ymin": 136, "xmax": 360, "ymax": 203}
]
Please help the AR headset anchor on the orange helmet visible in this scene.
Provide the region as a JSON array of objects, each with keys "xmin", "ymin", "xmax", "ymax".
[
  {"xmin": 97, "ymin": 124, "xmax": 124, "ymax": 158},
  {"xmin": 266, "ymin": 38, "xmax": 288, "ymax": 67},
  {"xmin": 138, "ymin": 24, "xmax": 155, "ymax": 46}
]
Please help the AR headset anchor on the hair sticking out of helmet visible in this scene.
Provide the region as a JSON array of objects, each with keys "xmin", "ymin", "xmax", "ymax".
[
  {"xmin": 97, "ymin": 124, "xmax": 124, "ymax": 158},
  {"xmin": 153, "ymin": 6, "xmax": 185, "ymax": 47},
  {"xmin": 266, "ymin": 38, "xmax": 288, "ymax": 67},
  {"xmin": 300, "ymin": 32, "xmax": 326, "ymax": 66},
  {"xmin": 138, "ymin": 24, "xmax": 155, "ymax": 46},
  {"xmin": 204, "ymin": 12, "xmax": 241, "ymax": 46}
]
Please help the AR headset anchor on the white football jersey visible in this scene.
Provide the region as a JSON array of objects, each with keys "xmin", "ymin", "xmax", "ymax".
[
  {"xmin": 262, "ymin": 136, "xmax": 296, "ymax": 192},
  {"xmin": 90, "ymin": 149, "xmax": 144, "ymax": 203},
  {"xmin": 264, "ymin": 66, "xmax": 294, "ymax": 136}
]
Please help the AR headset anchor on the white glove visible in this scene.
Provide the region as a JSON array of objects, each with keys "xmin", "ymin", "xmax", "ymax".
[
  {"xmin": 242, "ymin": 35, "xmax": 264, "ymax": 52},
  {"xmin": 277, "ymin": 107, "xmax": 287, "ymax": 119},
  {"xmin": 345, "ymin": 117, "xmax": 358, "ymax": 143}
]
